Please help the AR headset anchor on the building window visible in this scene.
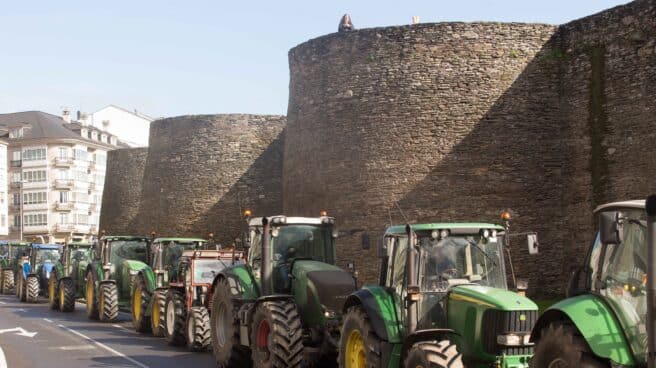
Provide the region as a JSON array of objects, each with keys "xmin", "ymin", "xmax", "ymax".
[
  {"xmin": 80, "ymin": 128, "xmax": 88, "ymax": 138},
  {"xmin": 76, "ymin": 214, "xmax": 88, "ymax": 225},
  {"xmin": 59, "ymin": 191, "xmax": 69, "ymax": 204},
  {"xmin": 91, "ymin": 131, "xmax": 98, "ymax": 140},
  {"xmin": 100, "ymin": 134, "xmax": 107, "ymax": 143},
  {"xmin": 23, "ymin": 192, "xmax": 47, "ymax": 205},
  {"xmin": 110, "ymin": 136, "xmax": 117, "ymax": 145},
  {"xmin": 59, "ymin": 213, "xmax": 68, "ymax": 225},
  {"xmin": 23, "ymin": 170, "xmax": 46, "ymax": 182},
  {"xmin": 12, "ymin": 151, "xmax": 21, "ymax": 161},
  {"xmin": 24, "ymin": 214, "xmax": 47, "ymax": 226},
  {"xmin": 58, "ymin": 170, "xmax": 69, "ymax": 180},
  {"xmin": 13, "ymin": 215, "xmax": 21, "ymax": 227},
  {"xmin": 95, "ymin": 153, "xmax": 107, "ymax": 166},
  {"xmin": 12, "ymin": 193, "xmax": 20, "ymax": 206},
  {"xmin": 22, "ymin": 148, "xmax": 46, "ymax": 161},
  {"xmin": 9, "ymin": 128, "xmax": 24, "ymax": 139},
  {"xmin": 58, "ymin": 147, "xmax": 70, "ymax": 159},
  {"xmin": 73, "ymin": 192, "xmax": 89, "ymax": 203},
  {"xmin": 74, "ymin": 149, "xmax": 88, "ymax": 161},
  {"xmin": 11, "ymin": 172, "xmax": 21, "ymax": 184},
  {"xmin": 1, "ymin": 215, "xmax": 6, "ymax": 227}
]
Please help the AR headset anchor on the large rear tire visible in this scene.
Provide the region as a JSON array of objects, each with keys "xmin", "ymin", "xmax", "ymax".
[
  {"xmin": 48, "ymin": 272, "xmax": 59, "ymax": 310},
  {"xmin": 26, "ymin": 276, "xmax": 39, "ymax": 303},
  {"xmin": 86, "ymin": 271, "xmax": 99, "ymax": 320},
  {"xmin": 151, "ymin": 289, "xmax": 166, "ymax": 337},
  {"xmin": 164, "ymin": 290, "xmax": 186, "ymax": 346},
  {"xmin": 98, "ymin": 283, "xmax": 119, "ymax": 322},
  {"xmin": 338, "ymin": 306, "xmax": 382, "ymax": 368},
  {"xmin": 3, "ymin": 269, "xmax": 14, "ymax": 294},
  {"xmin": 404, "ymin": 340, "xmax": 463, "ymax": 368},
  {"xmin": 250, "ymin": 300, "xmax": 304, "ymax": 368},
  {"xmin": 131, "ymin": 275, "xmax": 151, "ymax": 333},
  {"xmin": 17, "ymin": 274, "xmax": 25, "ymax": 302},
  {"xmin": 211, "ymin": 278, "xmax": 252, "ymax": 368},
  {"xmin": 59, "ymin": 278, "xmax": 76, "ymax": 312},
  {"xmin": 187, "ymin": 306, "xmax": 211, "ymax": 352},
  {"xmin": 531, "ymin": 322, "xmax": 607, "ymax": 368}
]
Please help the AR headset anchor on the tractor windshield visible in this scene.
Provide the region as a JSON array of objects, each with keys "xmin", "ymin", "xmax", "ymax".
[
  {"xmin": 591, "ymin": 208, "xmax": 648, "ymax": 364},
  {"xmin": 417, "ymin": 233, "xmax": 506, "ymax": 292},
  {"xmin": 35, "ymin": 249, "xmax": 60, "ymax": 265},
  {"xmin": 271, "ymin": 224, "xmax": 335, "ymax": 265},
  {"xmin": 193, "ymin": 259, "xmax": 230, "ymax": 284},
  {"xmin": 162, "ymin": 241, "xmax": 202, "ymax": 267},
  {"xmin": 110, "ymin": 240, "xmax": 148, "ymax": 264}
]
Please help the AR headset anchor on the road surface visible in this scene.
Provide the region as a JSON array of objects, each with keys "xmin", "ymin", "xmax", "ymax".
[{"xmin": 0, "ymin": 294, "xmax": 214, "ymax": 368}]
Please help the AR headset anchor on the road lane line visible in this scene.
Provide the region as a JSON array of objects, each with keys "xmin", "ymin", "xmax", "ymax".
[
  {"xmin": 112, "ymin": 324, "xmax": 134, "ymax": 333},
  {"xmin": 44, "ymin": 318, "xmax": 53, "ymax": 323},
  {"xmin": 0, "ymin": 346, "xmax": 7, "ymax": 368},
  {"xmin": 55, "ymin": 345, "xmax": 96, "ymax": 351},
  {"xmin": 57, "ymin": 324, "xmax": 148, "ymax": 368},
  {"xmin": 0, "ymin": 301, "xmax": 6, "ymax": 305}
]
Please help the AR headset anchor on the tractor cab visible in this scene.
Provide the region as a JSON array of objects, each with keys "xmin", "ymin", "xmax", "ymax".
[
  {"xmin": 150, "ymin": 237, "xmax": 207, "ymax": 286},
  {"xmin": 97, "ymin": 235, "xmax": 151, "ymax": 280},
  {"xmin": 25, "ymin": 243, "xmax": 62, "ymax": 290},
  {"xmin": 0, "ymin": 241, "xmax": 28, "ymax": 268}
]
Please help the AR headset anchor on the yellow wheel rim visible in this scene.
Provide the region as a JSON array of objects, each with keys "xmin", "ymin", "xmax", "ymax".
[
  {"xmin": 86, "ymin": 280, "xmax": 94, "ymax": 310},
  {"xmin": 59, "ymin": 284, "xmax": 65, "ymax": 310},
  {"xmin": 48, "ymin": 277, "xmax": 55, "ymax": 305},
  {"xmin": 152, "ymin": 301, "xmax": 159, "ymax": 328},
  {"xmin": 345, "ymin": 329, "xmax": 366, "ymax": 368},
  {"xmin": 133, "ymin": 290, "xmax": 142, "ymax": 321}
]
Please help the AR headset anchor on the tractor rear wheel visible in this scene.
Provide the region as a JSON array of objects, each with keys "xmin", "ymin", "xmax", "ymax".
[
  {"xmin": 48, "ymin": 272, "xmax": 59, "ymax": 310},
  {"xmin": 250, "ymin": 300, "xmax": 303, "ymax": 368},
  {"xmin": 131, "ymin": 275, "xmax": 151, "ymax": 333},
  {"xmin": 2, "ymin": 269, "xmax": 14, "ymax": 294},
  {"xmin": 26, "ymin": 276, "xmax": 39, "ymax": 303},
  {"xmin": 164, "ymin": 290, "xmax": 186, "ymax": 346},
  {"xmin": 98, "ymin": 283, "xmax": 119, "ymax": 322},
  {"xmin": 151, "ymin": 290, "xmax": 166, "ymax": 337},
  {"xmin": 211, "ymin": 277, "xmax": 252, "ymax": 367},
  {"xmin": 338, "ymin": 306, "xmax": 382, "ymax": 368},
  {"xmin": 532, "ymin": 322, "xmax": 607, "ymax": 368},
  {"xmin": 86, "ymin": 271, "xmax": 99, "ymax": 320},
  {"xmin": 404, "ymin": 340, "xmax": 463, "ymax": 368},
  {"xmin": 187, "ymin": 306, "xmax": 211, "ymax": 351},
  {"xmin": 59, "ymin": 278, "xmax": 76, "ymax": 312}
]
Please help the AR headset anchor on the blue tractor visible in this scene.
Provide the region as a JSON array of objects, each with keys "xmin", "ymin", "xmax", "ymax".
[{"xmin": 16, "ymin": 244, "xmax": 62, "ymax": 303}]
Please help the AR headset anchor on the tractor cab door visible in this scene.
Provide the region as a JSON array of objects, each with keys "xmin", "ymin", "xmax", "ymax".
[{"xmin": 386, "ymin": 235, "xmax": 409, "ymax": 335}]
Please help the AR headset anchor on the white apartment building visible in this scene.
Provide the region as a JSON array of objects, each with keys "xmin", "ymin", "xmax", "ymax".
[
  {"xmin": 0, "ymin": 141, "xmax": 8, "ymax": 236},
  {"xmin": 0, "ymin": 111, "xmax": 123, "ymax": 242},
  {"xmin": 91, "ymin": 105, "xmax": 153, "ymax": 147}
]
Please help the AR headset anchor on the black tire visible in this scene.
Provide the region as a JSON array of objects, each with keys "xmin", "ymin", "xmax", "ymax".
[
  {"xmin": 532, "ymin": 322, "xmax": 608, "ymax": 368},
  {"xmin": 338, "ymin": 306, "xmax": 382, "ymax": 368},
  {"xmin": 26, "ymin": 276, "xmax": 39, "ymax": 303},
  {"xmin": 187, "ymin": 306, "xmax": 211, "ymax": 352},
  {"xmin": 404, "ymin": 340, "xmax": 464, "ymax": 368},
  {"xmin": 3, "ymin": 269, "xmax": 14, "ymax": 294},
  {"xmin": 151, "ymin": 289, "xmax": 166, "ymax": 337},
  {"xmin": 99, "ymin": 283, "xmax": 119, "ymax": 322},
  {"xmin": 48, "ymin": 272, "xmax": 59, "ymax": 310},
  {"xmin": 164, "ymin": 290, "xmax": 186, "ymax": 346},
  {"xmin": 131, "ymin": 275, "xmax": 152, "ymax": 333},
  {"xmin": 59, "ymin": 278, "xmax": 76, "ymax": 312},
  {"xmin": 86, "ymin": 271, "xmax": 99, "ymax": 320},
  {"xmin": 17, "ymin": 274, "xmax": 25, "ymax": 301},
  {"xmin": 250, "ymin": 300, "xmax": 304, "ymax": 368},
  {"xmin": 211, "ymin": 278, "xmax": 252, "ymax": 368}
]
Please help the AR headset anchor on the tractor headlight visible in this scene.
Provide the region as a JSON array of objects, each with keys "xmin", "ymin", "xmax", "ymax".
[
  {"xmin": 45, "ymin": 271, "xmax": 50, "ymax": 279},
  {"xmin": 322, "ymin": 305, "xmax": 336, "ymax": 319},
  {"xmin": 128, "ymin": 269, "xmax": 139, "ymax": 276},
  {"xmin": 496, "ymin": 334, "xmax": 532, "ymax": 346}
]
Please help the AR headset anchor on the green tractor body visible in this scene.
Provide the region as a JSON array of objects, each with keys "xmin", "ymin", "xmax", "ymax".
[
  {"xmin": 340, "ymin": 223, "xmax": 538, "ymax": 368},
  {"xmin": 531, "ymin": 200, "xmax": 654, "ymax": 367},
  {"xmin": 48, "ymin": 240, "xmax": 94, "ymax": 312},
  {"xmin": 210, "ymin": 215, "xmax": 357, "ymax": 367},
  {"xmin": 0, "ymin": 241, "xmax": 29, "ymax": 294},
  {"xmin": 16, "ymin": 243, "xmax": 62, "ymax": 303},
  {"xmin": 84, "ymin": 235, "xmax": 151, "ymax": 322}
]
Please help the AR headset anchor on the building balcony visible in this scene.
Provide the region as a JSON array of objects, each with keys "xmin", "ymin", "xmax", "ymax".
[
  {"xmin": 54, "ymin": 157, "xmax": 75, "ymax": 167},
  {"xmin": 22, "ymin": 181, "xmax": 47, "ymax": 190},
  {"xmin": 23, "ymin": 203, "xmax": 49, "ymax": 211},
  {"xmin": 54, "ymin": 224, "xmax": 90, "ymax": 233},
  {"xmin": 54, "ymin": 179, "xmax": 75, "ymax": 189},
  {"xmin": 21, "ymin": 159, "xmax": 47, "ymax": 168},
  {"xmin": 9, "ymin": 160, "xmax": 21, "ymax": 168},
  {"xmin": 23, "ymin": 224, "xmax": 49, "ymax": 234},
  {"xmin": 55, "ymin": 202, "xmax": 74, "ymax": 211},
  {"xmin": 10, "ymin": 182, "xmax": 21, "ymax": 189}
]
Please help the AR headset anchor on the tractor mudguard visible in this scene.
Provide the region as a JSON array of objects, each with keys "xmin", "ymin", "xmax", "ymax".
[
  {"xmin": 342, "ymin": 286, "xmax": 401, "ymax": 343},
  {"xmin": 212, "ymin": 264, "xmax": 260, "ymax": 300},
  {"xmin": 137, "ymin": 267, "xmax": 157, "ymax": 293},
  {"xmin": 530, "ymin": 294, "xmax": 635, "ymax": 366}
]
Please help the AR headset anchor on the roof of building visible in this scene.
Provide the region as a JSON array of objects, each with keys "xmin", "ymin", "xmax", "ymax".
[{"xmin": 95, "ymin": 104, "xmax": 155, "ymax": 121}]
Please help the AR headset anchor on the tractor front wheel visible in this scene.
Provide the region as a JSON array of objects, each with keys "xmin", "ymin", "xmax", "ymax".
[
  {"xmin": 211, "ymin": 277, "xmax": 252, "ymax": 367},
  {"xmin": 151, "ymin": 290, "xmax": 166, "ymax": 337},
  {"xmin": 2, "ymin": 269, "xmax": 14, "ymax": 294},
  {"xmin": 48, "ymin": 272, "xmax": 59, "ymax": 310},
  {"xmin": 338, "ymin": 306, "xmax": 382, "ymax": 368},
  {"xmin": 186, "ymin": 306, "xmax": 211, "ymax": 351},
  {"xmin": 86, "ymin": 271, "xmax": 99, "ymax": 320},
  {"xmin": 164, "ymin": 290, "xmax": 186, "ymax": 346},
  {"xmin": 59, "ymin": 278, "xmax": 76, "ymax": 312},
  {"xmin": 250, "ymin": 300, "xmax": 303, "ymax": 368},
  {"xmin": 404, "ymin": 340, "xmax": 463, "ymax": 368},
  {"xmin": 532, "ymin": 322, "xmax": 607, "ymax": 368},
  {"xmin": 25, "ymin": 276, "xmax": 39, "ymax": 303},
  {"xmin": 131, "ymin": 275, "xmax": 151, "ymax": 333},
  {"xmin": 98, "ymin": 283, "xmax": 119, "ymax": 322}
]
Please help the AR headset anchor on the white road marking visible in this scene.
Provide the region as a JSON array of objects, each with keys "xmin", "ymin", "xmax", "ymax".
[
  {"xmin": 112, "ymin": 324, "xmax": 133, "ymax": 333},
  {"xmin": 54, "ymin": 345, "xmax": 96, "ymax": 351},
  {"xmin": 57, "ymin": 324, "xmax": 149, "ymax": 368},
  {"xmin": 0, "ymin": 327, "xmax": 37, "ymax": 338},
  {"xmin": 0, "ymin": 346, "xmax": 7, "ymax": 368},
  {"xmin": 0, "ymin": 301, "xmax": 6, "ymax": 304},
  {"xmin": 43, "ymin": 318, "xmax": 53, "ymax": 323}
]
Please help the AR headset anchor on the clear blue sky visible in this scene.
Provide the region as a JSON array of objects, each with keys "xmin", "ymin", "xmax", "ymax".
[{"xmin": 0, "ymin": 0, "xmax": 630, "ymax": 118}]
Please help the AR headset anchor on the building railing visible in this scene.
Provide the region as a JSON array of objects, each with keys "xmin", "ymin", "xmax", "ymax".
[
  {"xmin": 9, "ymin": 182, "xmax": 21, "ymax": 188},
  {"xmin": 55, "ymin": 202, "xmax": 74, "ymax": 211},
  {"xmin": 9, "ymin": 160, "xmax": 21, "ymax": 167},
  {"xmin": 54, "ymin": 157, "xmax": 75, "ymax": 167},
  {"xmin": 54, "ymin": 179, "xmax": 75, "ymax": 189}
]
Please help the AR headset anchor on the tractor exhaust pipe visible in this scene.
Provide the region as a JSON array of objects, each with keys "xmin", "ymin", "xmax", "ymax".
[
  {"xmin": 405, "ymin": 224, "xmax": 418, "ymax": 334},
  {"xmin": 646, "ymin": 195, "xmax": 656, "ymax": 368},
  {"xmin": 261, "ymin": 217, "xmax": 272, "ymax": 296}
]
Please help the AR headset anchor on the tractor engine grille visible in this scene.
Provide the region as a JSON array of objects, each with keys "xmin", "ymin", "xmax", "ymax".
[{"xmin": 480, "ymin": 309, "xmax": 537, "ymax": 356}]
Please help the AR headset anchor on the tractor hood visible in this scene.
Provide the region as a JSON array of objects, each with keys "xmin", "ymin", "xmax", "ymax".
[
  {"xmin": 449, "ymin": 284, "xmax": 537, "ymax": 311},
  {"xmin": 291, "ymin": 260, "xmax": 356, "ymax": 320}
]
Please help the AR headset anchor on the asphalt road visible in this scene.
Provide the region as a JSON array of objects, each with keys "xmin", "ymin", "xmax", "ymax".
[{"xmin": 0, "ymin": 293, "xmax": 215, "ymax": 368}]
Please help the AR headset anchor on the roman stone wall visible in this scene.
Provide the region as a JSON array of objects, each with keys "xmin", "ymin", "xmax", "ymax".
[{"xmin": 99, "ymin": 148, "xmax": 148, "ymax": 234}]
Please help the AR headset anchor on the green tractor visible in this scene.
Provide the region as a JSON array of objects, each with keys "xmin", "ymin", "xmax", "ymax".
[
  {"xmin": 163, "ymin": 248, "xmax": 244, "ymax": 351},
  {"xmin": 530, "ymin": 198, "xmax": 656, "ymax": 368},
  {"xmin": 48, "ymin": 239, "xmax": 94, "ymax": 312},
  {"xmin": 129, "ymin": 237, "xmax": 207, "ymax": 336},
  {"xmin": 210, "ymin": 212, "xmax": 358, "ymax": 367},
  {"xmin": 16, "ymin": 243, "xmax": 62, "ymax": 303},
  {"xmin": 339, "ymin": 220, "xmax": 540, "ymax": 368},
  {"xmin": 0, "ymin": 241, "xmax": 29, "ymax": 294},
  {"xmin": 85, "ymin": 235, "xmax": 151, "ymax": 322}
]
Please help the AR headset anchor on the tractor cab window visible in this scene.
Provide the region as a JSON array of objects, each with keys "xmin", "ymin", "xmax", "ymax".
[
  {"xmin": 596, "ymin": 208, "xmax": 648, "ymax": 363},
  {"xmin": 110, "ymin": 240, "xmax": 148, "ymax": 265},
  {"xmin": 193, "ymin": 259, "xmax": 230, "ymax": 284},
  {"xmin": 35, "ymin": 249, "xmax": 60, "ymax": 264},
  {"xmin": 271, "ymin": 225, "xmax": 335, "ymax": 265},
  {"xmin": 248, "ymin": 228, "xmax": 263, "ymax": 273},
  {"xmin": 0, "ymin": 245, "xmax": 8, "ymax": 259}
]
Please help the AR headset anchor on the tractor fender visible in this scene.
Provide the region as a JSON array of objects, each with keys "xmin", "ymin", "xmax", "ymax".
[
  {"xmin": 342, "ymin": 286, "xmax": 401, "ymax": 343},
  {"xmin": 401, "ymin": 329, "xmax": 459, "ymax": 361},
  {"xmin": 211, "ymin": 265, "xmax": 260, "ymax": 300},
  {"xmin": 99, "ymin": 279, "xmax": 116, "ymax": 286},
  {"xmin": 530, "ymin": 294, "xmax": 635, "ymax": 366},
  {"xmin": 136, "ymin": 267, "xmax": 157, "ymax": 293},
  {"xmin": 86, "ymin": 264, "xmax": 105, "ymax": 285}
]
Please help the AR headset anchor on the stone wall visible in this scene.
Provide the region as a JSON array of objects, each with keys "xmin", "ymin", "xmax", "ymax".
[
  {"xmin": 99, "ymin": 148, "xmax": 148, "ymax": 234},
  {"xmin": 131, "ymin": 114, "xmax": 286, "ymax": 245}
]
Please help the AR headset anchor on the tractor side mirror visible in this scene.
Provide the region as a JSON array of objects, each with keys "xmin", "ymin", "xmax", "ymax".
[
  {"xmin": 600, "ymin": 211, "xmax": 622, "ymax": 245},
  {"xmin": 378, "ymin": 236, "xmax": 391, "ymax": 258},
  {"xmin": 361, "ymin": 232, "xmax": 370, "ymax": 250},
  {"xmin": 527, "ymin": 234, "xmax": 539, "ymax": 255},
  {"xmin": 241, "ymin": 231, "xmax": 251, "ymax": 249},
  {"xmin": 566, "ymin": 266, "xmax": 589, "ymax": 298}
]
